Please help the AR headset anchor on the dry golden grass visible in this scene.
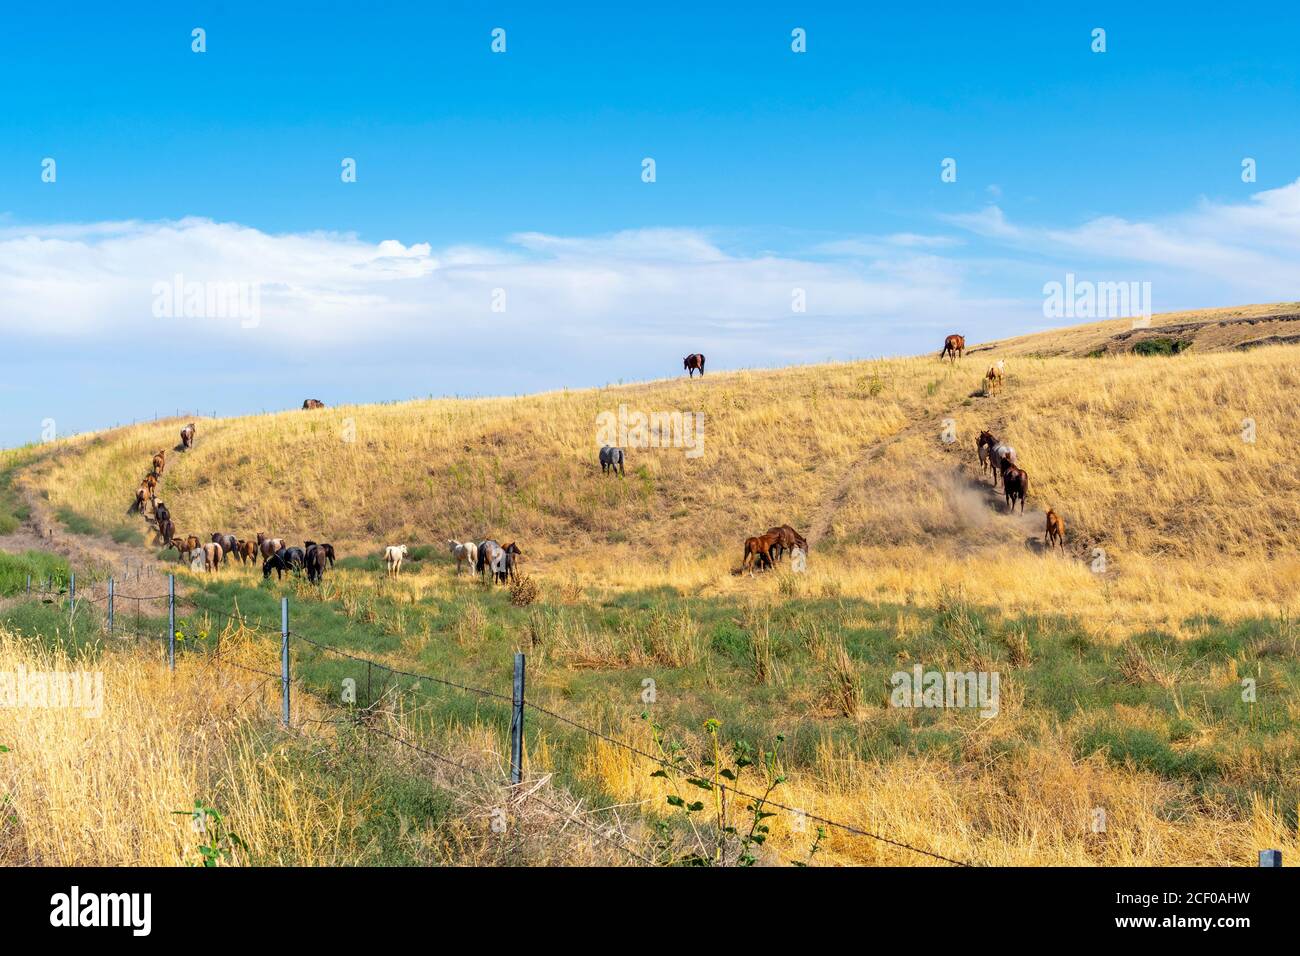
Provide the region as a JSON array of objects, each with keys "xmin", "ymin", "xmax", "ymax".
[
  {"xmin": 577, "ymin": 712, "xmax": 1298, "ymax": 866},
  {"xmin": 30, "ymin": 317, "xmax": 1300, "ymax": 631},
  {"xmin": 0, "ymin": 626, "xmax": 638, "ymax": 866}
]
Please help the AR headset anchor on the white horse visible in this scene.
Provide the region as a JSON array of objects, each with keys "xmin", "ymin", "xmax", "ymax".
[
  {"xmin": 385, "ymin": 544, "xmax": 408, "ymax": 577},
  {"xmin": 991, "ymin": 443, "xmax": 1017, "ymax": 489},
  {"xmin": 447, "ymin": 539, "xmax": 478, "ymax": 574}
]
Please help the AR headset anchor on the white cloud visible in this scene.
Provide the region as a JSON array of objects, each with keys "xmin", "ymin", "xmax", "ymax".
[
  {"xmin": 0, "ymin": 217, "xmax": 1002, "ymax": 352},
  {"xmin": 945, "ymin": 178, "xmax": 1300, "ymax": 300}
]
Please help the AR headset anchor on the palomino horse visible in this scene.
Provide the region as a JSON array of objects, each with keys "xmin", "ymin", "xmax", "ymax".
[
  {"xmin": 940, "ymin": 334, "xmax": 965, "ymax": 362},
  {"xmin": 683, "ymin": 353, "xmax": 706, "ymax": 377},
  {"xmin": 984, "ymin": 361, "xmax": 1005, "ymax": 393}
]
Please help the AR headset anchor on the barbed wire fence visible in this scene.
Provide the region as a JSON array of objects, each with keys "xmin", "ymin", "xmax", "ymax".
[{"xmin": 0, "ymin": 567, "xmax": 980, "ymax": 866}]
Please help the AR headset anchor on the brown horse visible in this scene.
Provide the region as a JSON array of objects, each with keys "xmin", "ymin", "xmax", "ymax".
[
  {"xmin": 1044, "ymin": 509, "xmax": 1065, "ymax": 551},
  {"xmin": 765, "ymin": 525, "xmax": 808, "ymax": 562},
  {"xmin": 234, "ymin": 539, "xmax": 258, "ymax": 565},
  {"xmin": 941, "ymin": 334, "xmax": 965, "ymax": 362},
  {"xmin": 684, "ymin": 353, "xmax": 706, "ymax": 377},
  {"xmin": 302, "ymin": 399, "xmax": 326, "ymax": 409},
  {"xmin": 152, "ymin": 449, "xmax": 166, "ymax": 476},
  {"xmin": 742, "ymin": 532, "xmax": 781, "ymax": 573},
  {"xmin": 1002, "ymin": 465, "xmax": 1029, "ymax": 514},
  {"xmin": 180, "ymin": 423, "xmax": 196, "ymax": 450}
]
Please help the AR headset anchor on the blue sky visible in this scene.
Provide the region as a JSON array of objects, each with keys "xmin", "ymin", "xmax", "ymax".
[{"xmin": 2, "ymin": 2, "xmax": 1299, "ymax": 447}]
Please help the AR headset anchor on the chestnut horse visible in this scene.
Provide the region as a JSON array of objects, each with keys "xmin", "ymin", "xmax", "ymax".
[
  {"xmin": 684, "ymin": 353, "xmax": 706, "ymax": 377},
  {"xmin": 1044, "ymin": 509, "xmax": 1065, "ymax": 551},
  {"xmin": 742, "ymin": 532, "xmax": 781, "ymax": 573},
  {"xmin": 941, "ymin": 334, "xmax": 965, "ymax": 362},
  {"xmin": 765, "ymin": 525, "xmax": 808, "ymax": 562}
]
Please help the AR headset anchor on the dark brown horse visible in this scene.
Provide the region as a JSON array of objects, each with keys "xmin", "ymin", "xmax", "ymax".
[
  {"xmin": 180, "ymin": 423, "xmax": 196, "ymax": 450},
  {"xmin": 684, "ymin": 353, "xmax": 706, "ymax": 377},
  {"xmin": 765, "ymin": 525, "xmax": 808, "ymax": 562},
  {"xmin": 940, "ymin": 334, "xmax": 965, "ymax": 362},
  {"xmin": 302, "ymin": 399, "xmax": 326, "ymax": 409},
  {"xmin": 1002, "ymin": 464, "xmax": 1029, "ymax": 514}
]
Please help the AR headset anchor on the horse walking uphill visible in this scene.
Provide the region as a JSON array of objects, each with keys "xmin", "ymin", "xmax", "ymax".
[
  {"xmin": 179, "ymin": 423, "xmax": 196, "ymax": 450},
  {"xmin": 941, "ymin": 334, "xmax": 965, "ymax": 362},
  {"xmin": 684, "ymin": 353, "xmax": 706, "ymax": 377}
]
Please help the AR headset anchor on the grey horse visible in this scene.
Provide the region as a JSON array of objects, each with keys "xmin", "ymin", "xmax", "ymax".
[{"xmin": 599, "ymin": 445, "xmax": 625, "ymax": 476}]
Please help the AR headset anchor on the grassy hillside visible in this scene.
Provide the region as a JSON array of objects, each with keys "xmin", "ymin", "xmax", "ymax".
[
  {"xmin": 6, "ymin": 308, "xmax": 1300, "ymax": 865},
  {"xmin": 26, "ymin": 319, "xmax": 1300, "ymax": 627}
]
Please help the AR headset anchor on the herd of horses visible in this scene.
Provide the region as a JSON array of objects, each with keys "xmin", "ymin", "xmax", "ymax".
[{"xmin": 124, "ymin": 341, "xmax": 1068, "ymax": 597}]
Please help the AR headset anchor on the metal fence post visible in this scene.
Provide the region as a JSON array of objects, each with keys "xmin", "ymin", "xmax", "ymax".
[
  {"xmin": 281, "ymin": 598, "xmax": 291, "ymax": 727},
  {"xmin": 69, "ymin": 571, "xmax": 75, "ymax": 606},
  {"xmin": 168, "ymin": 574, "xmax": 176, "ymax": 670},
  {"xmin": 1260, "ymin": 849, "xmax": 1282, "ymax": 867},
  {"xmin": 510, "ymin": 652, "xmax": 526, "ymax": 785},
  {"xmin": 25, "ymin": 573, "xmax": 30, "ymax": 596},
  {"xmin": 108, "ymin": 578, "xmax": 114, "ymax": 635}
]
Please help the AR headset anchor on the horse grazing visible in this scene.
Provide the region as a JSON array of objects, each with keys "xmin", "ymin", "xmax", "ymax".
[
  {"xmin": 599, "ymin": 446, "xmax": 625, "ymax": 476},
  {"xmin": 1002, "ymin": 465, "xmax": 1029, "ymax": 514},
  {"xmin": 742, "ymin": 532, "xmax": 781, "ymax": 574},
  {"xmin": 304, "ymin": 541, "xmax": 336, "ymax": 568},
  {"xmin": 263, "ymin": 551, "xmax": 294, "ymax": 580},
  {"xmin": 476, "ymin": 540, "xmax": 500, "ymax": 578},
  {"xmin": 941, "ymin": 334, "xmax": 965, "ymax": 362},
  {"xmin": 202, "ymin": 542, "xmax": 223, "ymax": 573},
  {"xmin": 1044, "ymin": 508, "xmax": 1065, "ymax": 551},
  {"xmin": 385, "ymin": 544, "xmax": 408, "ymax": 577},
  {"xmin": 492, "ymin": 542, "xmax": 521, "ymax": 583},
  {"xmin": 765, "ymin": 525, "xmax": 808, "ymax": 563},
  {"xmin": 179, "ymin": 423, "xmax": 196, "ymax": 450},
  {"xmin": 302, "ymin": 399, "xmax": 326, "ymax": 409},
  {"xmin": 256, "ymin": 533, "xmax": 285, "ymax": 559},
  {"xmin": 984, "ymin": 362, "xmax": 1004, "ymax": 393},
  {"xmin": 447, "ymin": 540, "xmax": 478, "ymax": 574},
  {"xmin": 152, "ymin": 449, "xmax": 166, "ymax": 476},
  {"xmin": 304, "ymin": 543, "xmax": 329, "ymax": 583},
  {"xmin": 170, "ymin": 534, "xmax": 201, "ymax": 560},
  {"xmin": 683, "ymin": 353, "xmax": 706, "ymax": 377},
  {"xmin": 212, "ymin": 533, "xmax": 238, "ymax": 565}
]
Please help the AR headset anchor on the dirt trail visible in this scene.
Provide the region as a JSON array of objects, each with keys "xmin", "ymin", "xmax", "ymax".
[
  {"xmin": 805, "ymin": 374, "xmax": 1057, "ymax": 553},
  {"xmin": 0, "ymin": 448, "xmax": 175, "ymax": 600}
]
